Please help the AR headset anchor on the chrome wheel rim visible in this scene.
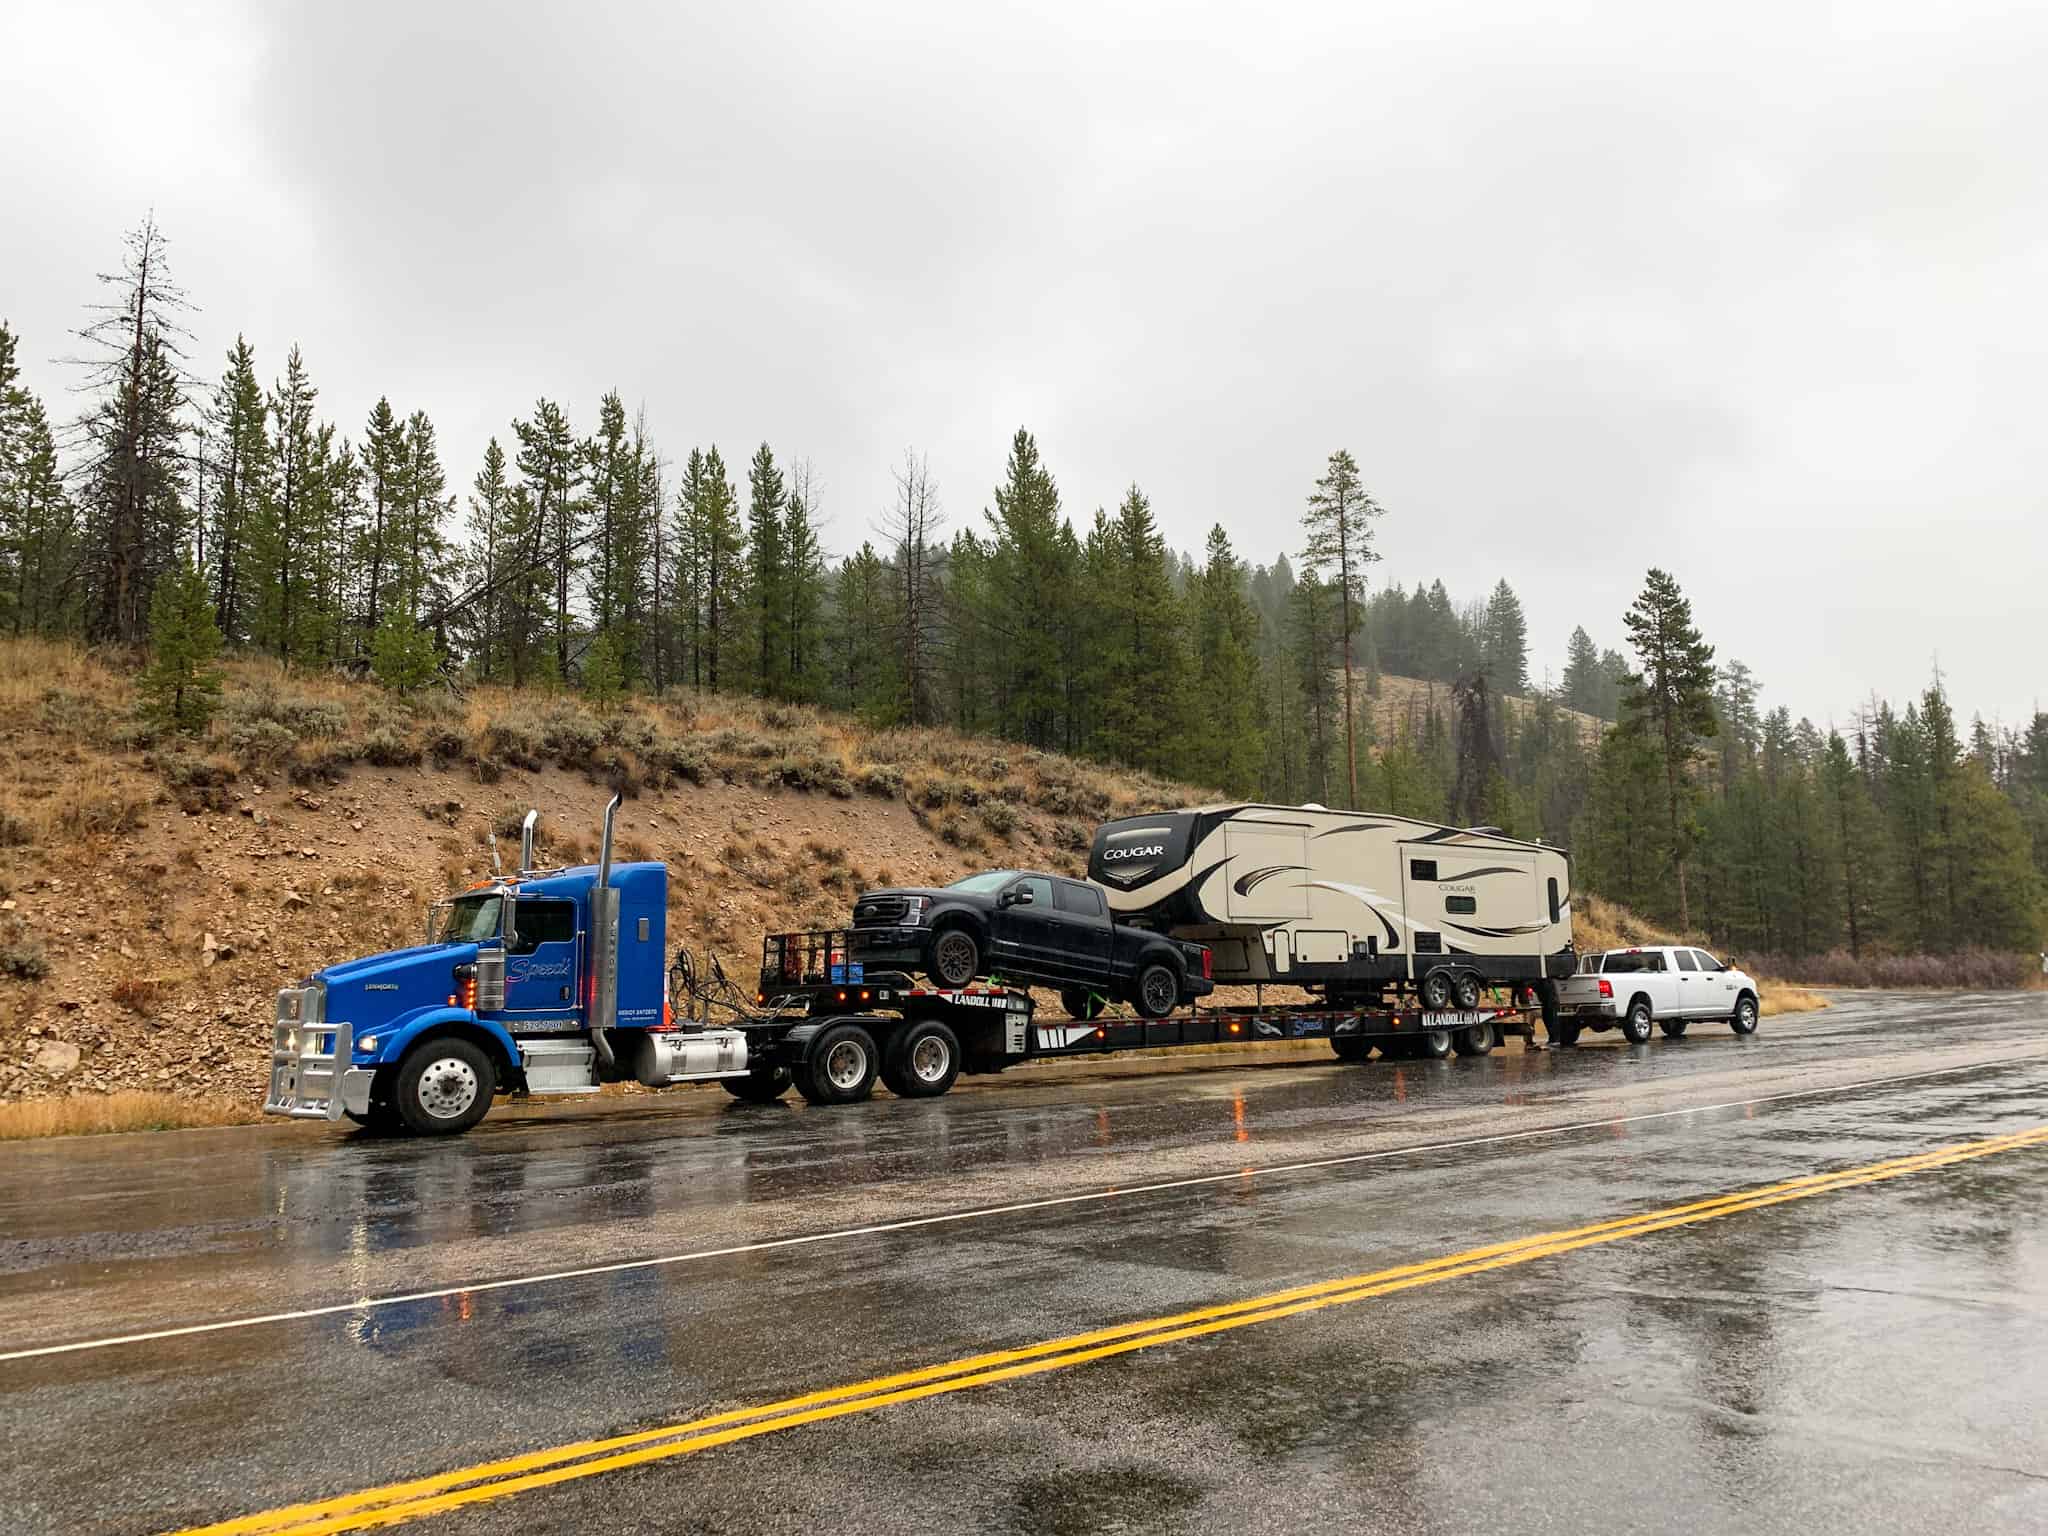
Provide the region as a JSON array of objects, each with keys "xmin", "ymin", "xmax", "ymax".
[
  {"xmin": 418, "ymin": 1056, "xmax": 479, "ymax": 1119},
  {"xmin": 1465, "ymin": 1023, "xmax": 1490, "ymax": 1052},
  {"xmin": 910, "ymin": 1034, "xmax": 951, "ymax": 1083},
  {"xmin": 825, "ymin": 1039, "xmax": 868, "ymax": 1089},
  {"xmin": 1425, "ymin": 1029, "xmax": 1451, "ymax": 1055},
  {"xmin": 1738, "ymin": 1000, "xmax": 1757, "ymax": 1031}
]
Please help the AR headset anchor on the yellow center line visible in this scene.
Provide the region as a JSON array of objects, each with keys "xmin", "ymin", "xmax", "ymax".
[{"xmin": 170, "ymin": 1124, "xmax": 2048, "ymax": 1536}]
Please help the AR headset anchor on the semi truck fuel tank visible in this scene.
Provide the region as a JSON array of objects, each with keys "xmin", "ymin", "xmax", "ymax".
[{"xmin": 630, "ymin": 1028, "xmax": 752, "ymax": 1086}]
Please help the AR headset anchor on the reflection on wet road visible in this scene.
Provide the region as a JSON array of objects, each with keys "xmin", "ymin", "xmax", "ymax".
[{"xmin": 4, "ymin": 991, "xmax": 2047, "ymax": 1534}]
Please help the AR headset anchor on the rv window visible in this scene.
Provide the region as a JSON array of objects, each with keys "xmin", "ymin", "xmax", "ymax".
[
  {"xmin": 508, "ymin": 899, "xmax": 576, "ymax": 955},
  {"xmin": 1053, "ymin": 881, "xmax": 1105, "ymax": 917},
  {"xmin": 1409, "ymin": 859, "xmax": 1438, "ymax": 882},
  {"xmin": 1445, "ymin": 895, "xmax": 1477, "ymax": 915},
  {"xmin": 1547, "ymin": 877, "xmax": 1561, "ymax": 922}
]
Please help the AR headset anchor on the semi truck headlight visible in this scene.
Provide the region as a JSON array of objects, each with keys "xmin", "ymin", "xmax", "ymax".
[{"xmin": 358, "ymin": 1036, "xmax": 379, "ymax": 1054}]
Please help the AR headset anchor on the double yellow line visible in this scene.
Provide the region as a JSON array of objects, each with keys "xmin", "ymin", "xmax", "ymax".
[{"xmin": 174, "ymin": 1123, "xmax": 2048, "ymax": 1536}]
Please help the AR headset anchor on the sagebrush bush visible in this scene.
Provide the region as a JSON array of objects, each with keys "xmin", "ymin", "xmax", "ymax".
[
  {"xmin": 856, "ymin": 763, "xmax": 904, "ymax": 798},
  {"xmin": 362, "ymin": 728, "xmax": 422, "ymax": 768},
  {"xmin": 978, "ymin": 801, "xmax": 1017, "ymax": 837},
  {"xmin": 0, "ymin": 936, "xmax": 50, "ymax": 981},
  {"xmin": 227, "ymin": 718, "xmax": 299, "ymax": 771},
  {"xmin": 0, "ymin": 809, "xmax": 31, "ymax": 847},
  {"xmin": 223, "ymin": 684, "xmax": 348, "ymax": 740}
]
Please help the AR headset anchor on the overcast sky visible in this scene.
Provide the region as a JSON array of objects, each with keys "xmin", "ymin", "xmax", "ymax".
[{"xmin": 4, "ymin": 1, "xmax": 2042, "ymax": 729}]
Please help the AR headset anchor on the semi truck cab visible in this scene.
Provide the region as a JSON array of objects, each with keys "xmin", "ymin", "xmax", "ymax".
[{"xmin": 266, "ymin": 798, "xmax": 748, "ymax": 1133}]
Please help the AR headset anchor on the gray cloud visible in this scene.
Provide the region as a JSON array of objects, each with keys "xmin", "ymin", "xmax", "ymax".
[{"xmin": 3, "ymin": 0, "xmax": 2041, "ymax": 725}]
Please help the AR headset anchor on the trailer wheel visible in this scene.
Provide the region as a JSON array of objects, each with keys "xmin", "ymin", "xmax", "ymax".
[
  {"xmin": 1132, "ymin": 962, "xmax": 1181, "ymax": 1019},
  {"xmin": 1453, "ymin": 1019, "xmax": 1494, "ymax": 1056},
  {"xmin": 881, "ymin": 1019, "xmax": 961, "ymax": 1098},
  {"xmin": 1549, "ymin": 1018, "xmax": 1582, "ymax": 1047},
  {"xmin": 1452, "ymin": 972, "xmax": 1483, "ymax": 1011},
  {"xmin": 722, "ymin": 1065, "xmax": 793, "ymax": 1103},
  {"xmin": 1731, "ymin": 992, "xmax": 1760, "ymax": 1036},
  {"xmin": 1415, "ymin": 1027, "xmax": 1455, "ymax": 1060},
  {"xmin": 929, "ymin": 927, "xmax": 982, "ymax": 988},
  {"xmin": 1419, "ymin": 969, "xmax": 1455, "ymax": 1012},
  {"xmin": 1620, "ymin": 998, "xmax": 1654, "ymax": 1045},
  {"xmin": 1376, "ymin": 1036, "xmax": 1412, "ymax": 1059},
  {"xmin": 1061, "ymin": 988, "xmax": 1107, "ymax": 1021},
  {"xmin": 1658, "ymin": 1018, "xmax": 1689, "ymax": 1039},
  {"xmin": 1330, "ymin": 1034, "xmax": 1372, "ymax": 1062},
  {"xmin": 393, "ymin": 1036, "xmax": 495, "ymax": 1135},
  {"xmin": 795, "ymin": 1022, "xmax": 879, "ymax": 1106}
]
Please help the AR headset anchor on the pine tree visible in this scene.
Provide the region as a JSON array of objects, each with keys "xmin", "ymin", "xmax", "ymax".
[
  {"xmin": 1191, "ymin": 524, "xmax": 1264, "ymax": 795},
  {"xmin": 513, "ymin": 399, "xmax": 585, "ymax": 683},
  {"xmin": 1301, "ymin": 450, "xmax": 1382, "ymax": 806},
  {"xmin": 370, "ymin": 607, "xmax": 438, "ymax": 694},
  {"xmin": 1480, "ymin": 579, "xmax": 1528, "ymax": 694},
  {"xmin": 1089, "ymin": 484, "xmax": 1185, "ymax": 774},
  {"xmin": 1619, "ymin": 568, "xmax": 1718, "ymax": 930},
  {"xmin": 251, "ymin": 345, "xmax": 319, "ymax": 662},
  {"xmin": 784, "ymin": 461, "xmax": 826, "ymax": 701},
  {"xmin": 1819, "ymin": 730, "xmax": 1885, "ymax": 957},
  {"xmin": 745, "ymin": 442, "xmax": 788, "ymax": 696},
  {"xmin": 697, "ymin": 446, "xmax": 745, "ymax": 690},
  {"xmin": 398, "ymin": 410, "xmax": 452, "ymax": 623},
  {"xmin": 461, "ymin": 439, "xmax": 512, "ymax": 681},
  {"xmin": 1560, "ymin": 625, "xmax": 1605, "ymax": 716},
  {"xmin": 827, "ymin": 542, "xmax": 893, "ymax": 718},
  {"xmin": 360, "ymin": 398, "xmax": 406, "ymax": 636},
  {"xmin": 202, "ymin": 337, "xmax": 272, "ymax": 643},
  {"xmin": 0, "ymin": 325, "xmax": 81, "ymax": 636},
  {"xmin": 1290, "ymin": 570, "xmax": 1340, "ymax": 804},
  {"xmin": 140, "ymin": 556, "xmax": 224, "ymax": 732}
]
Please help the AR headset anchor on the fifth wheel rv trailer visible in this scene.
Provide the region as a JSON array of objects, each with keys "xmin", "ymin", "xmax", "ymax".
[{"xmin": 1087, "ymin": 804, "xmax": 1574, "ymax": 1009}]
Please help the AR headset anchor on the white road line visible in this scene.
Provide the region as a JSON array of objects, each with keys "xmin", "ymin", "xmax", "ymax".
[{"xmin": 6, "ymin": 1055, "xmax": 2043, "ymax": 1364}]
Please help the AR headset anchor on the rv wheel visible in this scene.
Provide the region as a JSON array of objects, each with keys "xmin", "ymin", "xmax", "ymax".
[
  {"xmin": 1133, "ymin": 962, "xmax": 1181, "ymax": 1020},
  {"xmin": 1419, "ymin": 969, "xmax": 1455, "ymax": 1012},
  {"xmin": 1452, "ymin": 972, "xmax": 1483, "ymax": 1010}
]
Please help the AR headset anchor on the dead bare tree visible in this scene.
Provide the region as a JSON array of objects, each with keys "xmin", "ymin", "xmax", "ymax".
[{"xmin": 880, "ymin": 450, "xmax": 944, "ymax": 724}]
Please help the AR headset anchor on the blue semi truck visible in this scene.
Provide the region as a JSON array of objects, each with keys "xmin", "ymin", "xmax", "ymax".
[{"xmin": 266, "ymin": 797, "xmax": 1539, "ymax": 1136}]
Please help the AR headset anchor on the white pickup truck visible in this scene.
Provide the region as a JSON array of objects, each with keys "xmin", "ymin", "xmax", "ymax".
[{"xmin": 1553, "ymin": 945, "xmax": 1761, "ymax": 1046}]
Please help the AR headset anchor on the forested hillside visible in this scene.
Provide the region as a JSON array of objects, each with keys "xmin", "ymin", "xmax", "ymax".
[{"xmin": 2, "ymin": 219, "xmax": 2042, "ymax": 965}]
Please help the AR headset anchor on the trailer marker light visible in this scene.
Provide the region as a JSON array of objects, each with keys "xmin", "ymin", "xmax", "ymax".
[
  {"xmin": 1229, "ymin": 1021, "xmax": 1241, "ymax": 1033},
  {"xmin": 1094, "ymin": 1028, "xmax": 1105, "ymax": 1039}
]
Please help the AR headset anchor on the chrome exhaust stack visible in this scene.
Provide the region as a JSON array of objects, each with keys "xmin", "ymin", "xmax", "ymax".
[
  {"xmin": 519, "ymin": 809, "xmax": 539, "ymax": 875},
  {"xmin": 588, "ymin": 794, "xmax": 624, "ymax": 1067}
]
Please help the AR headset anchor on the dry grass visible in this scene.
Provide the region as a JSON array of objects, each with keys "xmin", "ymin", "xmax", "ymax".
[
  {"xmin": 0, "ymin": 1092, "xmax": 265, "ymax": 1140},
  {"xmin": 1760, "ymin": 987, "xmax": 1827, "ymax": 1016}
]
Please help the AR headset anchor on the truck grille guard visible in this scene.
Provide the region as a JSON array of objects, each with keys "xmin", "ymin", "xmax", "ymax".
[{"xmin": 264, "ymin": 980, "xmax": 353, "ymax": 1120}]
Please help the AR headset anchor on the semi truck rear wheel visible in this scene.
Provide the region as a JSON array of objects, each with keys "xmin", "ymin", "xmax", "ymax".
[
  {"xmin": 881, "ymin": 1020, "xmax": 961, "ymax": 1098},
  {"xmin": 394, "ymin": 1036, "xmax": 495, "ymax": 1135},
  {"xmin": 723, "ymin": 1065, "xmax": 793, "ymax": 1103},
  {"xmin": 795, "ymin": 1022, "xmax": 879, "ymax": 1106},
  {"xmin": 1133, "ymin": 962, "xmax": 1180, "ymax": 1019}
]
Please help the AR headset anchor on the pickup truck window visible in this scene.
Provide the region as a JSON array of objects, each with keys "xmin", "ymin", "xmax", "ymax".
[
  {"xmin": 509, "ymin": 899, "xmax": 577, "ymax": 955},
  {"xmin": 1013, "ymin": 876, "xmax": 1054, "ymax": 908},
  {"xmin": 1054, "ymin": 881, "xmax": 1104, "ymax": 916},
  {"xmin": 1695, "ymin": 951, "xmax": 1723, "ymax": 971},
  {"xmin": 1675, "ymin": 949, "xmax": 1700, "ymax": 972},
  {"xmin": 1602, "ymin": 951, "xmax": 1667, "ymax": 974}
]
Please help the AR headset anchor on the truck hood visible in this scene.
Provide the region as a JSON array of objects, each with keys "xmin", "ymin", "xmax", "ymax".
[
  {"xmin": 311, "ymin": 941, "xmax": 483, "ymax": 1032},
  {"xmin": 314, "ymin": 941, "xmax": 477, "ymax": 988}
]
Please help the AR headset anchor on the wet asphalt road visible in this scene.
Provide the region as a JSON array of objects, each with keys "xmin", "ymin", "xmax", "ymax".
[{"xmin": 5, "ymin": 991, "xmax": 2048, "ymax": 1534}]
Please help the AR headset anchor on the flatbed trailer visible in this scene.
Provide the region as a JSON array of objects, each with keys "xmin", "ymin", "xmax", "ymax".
[{"xmin": 728, "ymin": 929, "xmax": 1544, "ymax": 1106}]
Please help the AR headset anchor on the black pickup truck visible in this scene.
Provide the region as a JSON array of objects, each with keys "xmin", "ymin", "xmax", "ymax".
[{"xmin": 849, "ymin": 870, "xmax": 1214, "ymax": 1018}]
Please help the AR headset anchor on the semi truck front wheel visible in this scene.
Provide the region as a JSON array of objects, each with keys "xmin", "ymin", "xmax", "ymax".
[{"xmin": 394, "ymin": 1037, "xmax": 495, "ymax": 1135}]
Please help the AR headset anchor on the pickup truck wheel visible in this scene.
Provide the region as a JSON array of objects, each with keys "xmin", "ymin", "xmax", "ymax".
[
  {"xmin": 722, "ymin": 1065, "xmax": 793, "ymax": 1103},
  {"xmin": 1620, "ymin": 999, "xmax": 1654, "ymax": 1045},
  {"xmin": 1330, "ymin": 1034, "xmax": 1371, "ymax": 1062},
  {"xmin": 1419, "ymin": 969, "xmax": 1455, "ymax": 1012},
  {"xmin": 394, "ymin": 1037, "xmax": 494, "ymax": 1135},
  {"xmin": 1415, "ymin": 1027, "xmax": 1455, "ymax": 1060},
  {"xmin": 1658, "ymin": 1018, "xmax": 1689, "ymax": 1039},
  {"xmin": 929, "ymin": 927, "xmax": 981, "ymax": 989},
  {"xmin": 1061, "ymin": 988, "xmax": 1107, "ymax": 1021},
  {"xmin": 881, "ymin": 1020, "xmax": 961, "ymax": 1098},
  {"xmin": 795, "ymin": 1022, "xmax": 879, "ymax": 1106},
  {"xmin": 1453, "ymin": 1019, "xmax": 1494, "ymax": 1056},
  {"xmin": 1133, "ymin": 962, "xmax": 1181, "ymax": 1020},
  {"xmin": 1452, "ymin": 972, "xmax": 1483, "ymax": 1011},
  {"xmin": 1731, "ymin": 992, "xmax": 1760, "ymax": 1035}
]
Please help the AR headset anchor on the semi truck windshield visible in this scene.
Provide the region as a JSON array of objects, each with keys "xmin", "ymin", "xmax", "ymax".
[{"xmin": 439, "ymin": 894, "xmax": 503, "ymax": 943}]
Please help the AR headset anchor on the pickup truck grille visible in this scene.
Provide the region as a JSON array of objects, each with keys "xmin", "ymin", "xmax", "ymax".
[{"xmin": 853, "ymin": 897, "xmax": 907, "ymax": 926}]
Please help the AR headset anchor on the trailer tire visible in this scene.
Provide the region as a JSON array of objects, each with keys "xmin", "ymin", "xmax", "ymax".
[
  {"xmin": 1376, "ymin": 1036, "xmax": 1412, "ymax": 1059},
  {"xmin": 881, "ymin": 1020, "xmax": 961, "ymax": 1098},
  {"xmin": 1132, "ymin": 961, "xmax": 1181, "ymax": 1020},
  {"xmin": 1061, "ymin": 988, "xmax": 1107, "ymax": 1021},
  {"xmin": 1453, "ymin": 1019, "xmax": 1495, "ymax": 1056},
  {"xmin": 1731, "ymin": 992, "xmax": 1760, "ymax": 1036},
  {"xmin": 1452, "ymin": 972, "xmax": 1483, "ymax": 1011},
  {"xmin": 1658, "ymin": 1018, "xmax": 1689, "ymax": 1039},
  {"xmin": 929, "ymin": 926, "xmax": 982, "ymax": 988},
  {"xmin": 1330, "ymin": 1034, "xmax": 1372, "ymax": 1062},
  {"xmin": 795, "ymin": 1022, "xmax": 879, "ymax": 1106},
  {"xmin": 1620, "ymin": 998, "xmax": 1654, "ymax": 1045},
  {"xmin": 1549, "ymin": 1018, "xmax": 1582, "ymax": 1047},
  {"xmin": 1419, "ymin": 969, "xmax": 1455, "ymax": 1012},
  {"xmin": 722, "ymin": 1065, "xmax": 793, "ymax": 1103},
  {"xmin": 393, "ymin": 1036, "xmax": 495, "ymax": 1135},
  {"xmin": 1415, "ymin": 1027, "xmax": 1455, "ymax": 1060}
]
